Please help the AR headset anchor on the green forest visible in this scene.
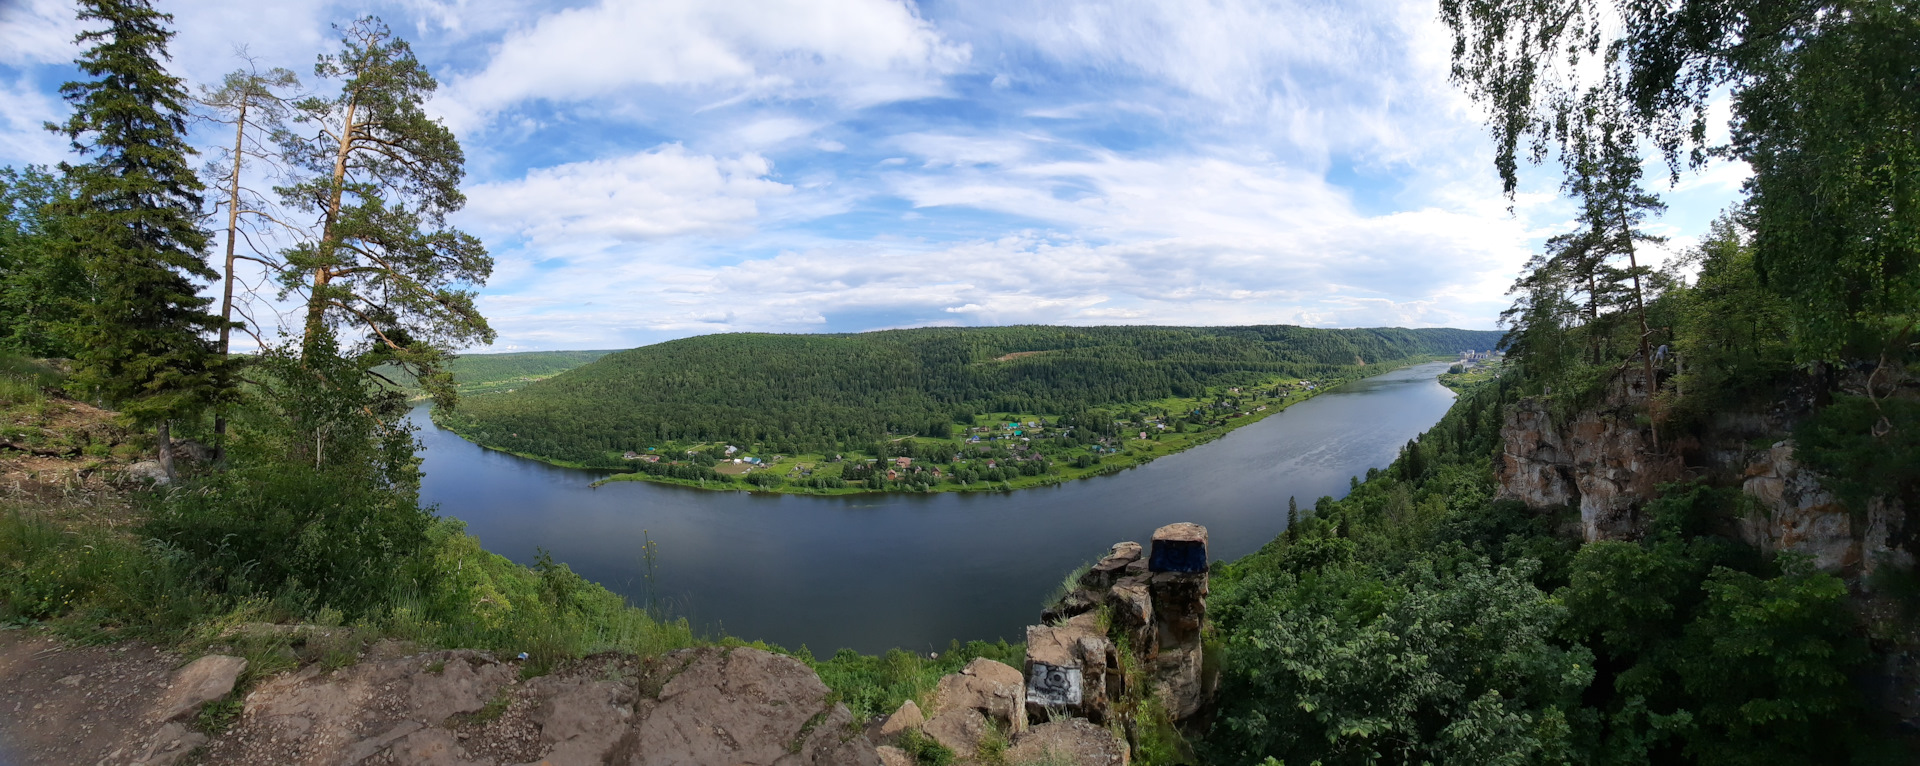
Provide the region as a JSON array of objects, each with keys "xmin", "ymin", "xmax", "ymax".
[
  {"xmin": 437, "ymin": 325, "xmax": 1498, "ymax": 466},
  {"xmin": 374, "ymin": 349, "xmax": 612, "ymax": 398}
]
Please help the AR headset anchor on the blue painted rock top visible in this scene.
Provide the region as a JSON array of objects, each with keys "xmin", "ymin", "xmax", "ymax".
[{"xmin": 1148, "ymin": 522, "xmax": 1209, "ymax": 573}]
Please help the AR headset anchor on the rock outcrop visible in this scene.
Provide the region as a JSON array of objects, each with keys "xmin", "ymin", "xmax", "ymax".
[
  {"xmin": 1495, "ymin": 395, "xmax": 1684, "ymax": 541},
  {"xmin": 1739, "ymin": 440, "xmax": 1913, "ymax": 576},
  {"xmin": 1026, "ymin": 612, "xmax": 1116, "ymax": 723},
  {"xmin": 192, "ymin": 645, "xmax": 881, "ymax": 766},
  {"xmin": 1145, "ymin": 523, "xmax": 1210, "ymax": 720},
  {"xmin": 1028, "ymin": 524, "xmax": 1212, "ymax": 725},
  {"xmin": 923, "ymin": 656, "xmax": 1026, "ymax": 754}
]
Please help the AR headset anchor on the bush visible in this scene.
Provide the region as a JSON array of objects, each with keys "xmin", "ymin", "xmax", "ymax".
[{"xmin": 141, "ymin": 462, "xmax": 434, "ymax": 616}]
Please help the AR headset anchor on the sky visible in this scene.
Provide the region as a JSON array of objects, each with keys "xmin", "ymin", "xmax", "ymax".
[{"xmin": 0, "ymin": 0, "xmax": 1749, "ymax": 352}]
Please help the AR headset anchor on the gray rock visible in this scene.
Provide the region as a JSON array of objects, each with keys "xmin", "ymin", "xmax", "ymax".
[
  {"xmin": 152, "ymin": 654, "xmax": 246, "ymax": 722},
  {"xmin": 125, "ymin": 460, "xmax": 170, "ymax": 485}
]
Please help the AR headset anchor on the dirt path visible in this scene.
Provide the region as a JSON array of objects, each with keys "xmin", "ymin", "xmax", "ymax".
[{"xmin": 0, "ymin": 629, "xmax": 188, "ymax": 765}]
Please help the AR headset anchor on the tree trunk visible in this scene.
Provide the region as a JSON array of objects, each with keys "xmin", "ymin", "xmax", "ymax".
[
  {"xmin": 1619, "ymin": 207, "xmax": 1659, "ymax": 453},
  {"xmin": 156, "ymin": 420, "xmax": 175, "ymax": 483},
  {"xmin": 215, "ymin": 97, "xmax": 247, "ymax": 445},
  {"xmin": 305, "ymin": 98, "xmax": 358, "ymax": 354}
]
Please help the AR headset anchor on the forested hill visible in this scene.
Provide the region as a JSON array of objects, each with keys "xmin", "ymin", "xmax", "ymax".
[
  {"xmin": 438, "ymin": 324, "xmax": 1498, "ymax": 464},
  {"xmin": 377, "ymin": 350, "xmax": 614, "ymax": 398}
]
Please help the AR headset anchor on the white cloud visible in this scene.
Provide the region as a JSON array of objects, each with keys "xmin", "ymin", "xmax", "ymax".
[
  {"xmin": 0, "ymin": 75, "xmax": 68, "ymax": 164},
  {"xmin": 463, "ymin": 144, "xmax": 793, "ymax": 245},
  {"xmin": 440, "ymin": 0, "xmax": 970, "ymax": 130},
  {"xmin": 0, "ymin": 0, "xmax": 83, "ymax": 67}
]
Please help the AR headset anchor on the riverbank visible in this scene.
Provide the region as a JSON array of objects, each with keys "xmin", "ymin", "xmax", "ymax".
[{"xmin": 432, "ymin": 356, "xmax": 1453, "ymax": 496}]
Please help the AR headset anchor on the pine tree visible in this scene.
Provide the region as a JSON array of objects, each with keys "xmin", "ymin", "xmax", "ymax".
[
  {"xmin": 277, "ymin": 17, "xmax": 492, "ymax": 405},
  {"xmin": 1285, "ymin": 496, "xmax": 1299, "ymax": 541},
  {"xmin": 51, "ymin": 0, "xmax": 224, "ymax": 480}
]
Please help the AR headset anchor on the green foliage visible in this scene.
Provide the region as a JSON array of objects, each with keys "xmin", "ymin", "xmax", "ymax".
[
  {"xmin": 278, "ymin": 17, "xmax": 493, "ymax": 400},
  {"xmin": 54, "ymin": 0, "xmax": 225, "ymax": 430},
  {"xmin": 442, "ymin": 325, "xmax": 1499, "ymax": 465},
  {"xmin": 898, "ymin": 728, "xmax": 956, "ymax": 766},
  {"xmin": 1208, "ymin": 367, "xmax": 1890, "ymax": 763},
  {"xmin": 141, "ymin": 460, "xmax": 432, "ymax": 616},
  {"xmin": 0, "ymin": 166, "xmax": 84, "ymax": 358},
  {"xmin": 806, "ymin": 640, "xmax": 1025, "ymax": 720},
  {"xmin": 373, "ymin": 350, "xmax": 613, "ymax": 398},
  {"xmin": 1444, "ymin": 0, "xmax": 1920, "ymax": 362},
  {"xmin": 1794, "ymin": 395, "xmax": 1920, "ymax": 517},
  {"xmin": 1207, "ymin": 558, "xmax": 1591, "ymax": 765}
]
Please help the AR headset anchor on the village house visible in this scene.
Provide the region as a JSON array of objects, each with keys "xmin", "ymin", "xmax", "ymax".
[{"xmin": 895, "ymin": 457, "xmax": 912, "ymax": 468}]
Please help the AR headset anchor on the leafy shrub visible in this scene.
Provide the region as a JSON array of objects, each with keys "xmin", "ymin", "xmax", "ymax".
[{"xmin": 142, "ymin": 462, "xmax": 433, "ymax": 616}]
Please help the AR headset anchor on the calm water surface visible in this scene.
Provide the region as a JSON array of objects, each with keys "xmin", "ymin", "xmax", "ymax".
[{"xmin": 414, "ymin": 362, "xmax": 1457, "ymax": 654}]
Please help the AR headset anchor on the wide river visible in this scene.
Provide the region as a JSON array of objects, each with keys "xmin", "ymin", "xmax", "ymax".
[{"xmin": 412, "ymin": 361, "xmax": 1457, "ymax": 655}]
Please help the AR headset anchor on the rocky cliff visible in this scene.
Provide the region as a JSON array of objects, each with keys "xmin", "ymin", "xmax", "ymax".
[{"xmin": 1493, "ymin": 366, "xmax": 1913, "ymax": 577}]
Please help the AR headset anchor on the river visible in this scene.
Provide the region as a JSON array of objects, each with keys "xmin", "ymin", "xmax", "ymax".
[{"xmin": 412, "ymin": 361, "xmax": 1458, "ymax": 655}]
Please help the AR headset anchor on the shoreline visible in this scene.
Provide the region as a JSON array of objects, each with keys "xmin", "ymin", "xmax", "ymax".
[{"xmin": 427, "ymin": 356, "xmax": 1453, "ymax": 496}]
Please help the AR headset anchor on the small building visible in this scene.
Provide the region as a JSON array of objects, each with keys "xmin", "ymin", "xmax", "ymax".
[
  {"xmin": 623, "ymin": 451, "xmax": 641, "ymax": 460},
  {"xmin": 724, "ymin": 445, "xmax": 739, "ymax": 456},
  {"xmin": 895, "ymin": 457, "xmax": 912, "ymax": 468}
]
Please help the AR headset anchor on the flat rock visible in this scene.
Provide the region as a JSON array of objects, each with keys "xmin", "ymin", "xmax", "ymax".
[
  {"xmin": 153, "ymin": 654, "xmax": 247, "ymax": 722},
  {"xmin": 134, "ymin": 722, "xmax": 207, "ymax": 766},
  {"xmin": 1007, "ymin": 719, "xmax": 1129, "ymax": 766}
]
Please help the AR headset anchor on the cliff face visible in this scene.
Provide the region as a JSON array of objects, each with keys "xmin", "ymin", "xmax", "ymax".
[
  {"xmin": 1739, "ymin": 441, "xmax": 1914, "ymax": 575},
  {"xmin": 1493, "ymin": 369, "xmax": 1911, "ymax": 576},
  {"xmin": 1495, "ymin": 369, "xmax": 1684, "ymax": 541}
]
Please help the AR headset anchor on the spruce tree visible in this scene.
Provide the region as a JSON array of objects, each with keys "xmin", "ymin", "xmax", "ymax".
[{"xmin": 51, "ymin": 0, "xmax": 223, "ymax": 479}]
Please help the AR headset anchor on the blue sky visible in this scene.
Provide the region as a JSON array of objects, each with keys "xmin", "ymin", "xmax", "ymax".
[{"xmin": 0, "ymin": 0, "xmax": 1749, "ymax": 351}]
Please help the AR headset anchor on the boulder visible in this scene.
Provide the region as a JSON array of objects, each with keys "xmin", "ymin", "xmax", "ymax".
[
  {"xmin": 876, "ymin": 745, "xmax": 914, "ymax": 766},
  {"xmin": 1006, "ymin": 718, "xmax": 1129, "ymax": 766},
  {"xmin": 152, "ymin": 654, "xmax": 246, "ymax": 722},
  {"xmin": 921, "ymin": 706, "xmax": 988, "ymax": 756},
  {"xmin": 633, "ymin": 647, "xmax": 876, "ymax": 766},
  {"xmin": 929, "ymin": 657, "xmax": 1026, "ymax": 736},
  {"xmin": 869, "ymin": 699, "xmax": 924, "ymax": 746},
  {"xmin": 125, "ymin": 459, "xmax": 170, "ymax": 485},
  {"xmin": 132, "ymin": 722, "xmax": 206, "ymax": 766}
]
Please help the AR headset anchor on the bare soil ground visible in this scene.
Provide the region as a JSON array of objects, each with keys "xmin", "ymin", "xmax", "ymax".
[{"xmin": 0, "ymin": 629, "xmax": 186, "ymax": 766}]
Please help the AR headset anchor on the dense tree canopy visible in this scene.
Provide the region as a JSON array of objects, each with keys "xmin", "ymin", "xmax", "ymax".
[{"xmin": 439, "ymin": 325, "xmax": 1500, "ymax": 464}]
